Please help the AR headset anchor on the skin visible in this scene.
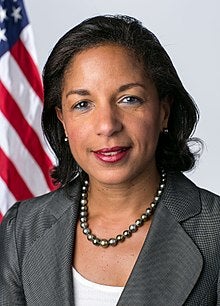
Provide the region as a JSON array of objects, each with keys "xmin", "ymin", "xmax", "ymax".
[{"xmin": 56, "ymin": 44, "xmax": 170, "ymax": 286}]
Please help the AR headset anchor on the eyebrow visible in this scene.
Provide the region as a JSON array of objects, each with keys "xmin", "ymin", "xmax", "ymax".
[
  {"xmin": 66, "ymin": 89, "xmax": 90, "ymax": 98},
  {"xmin": 65, "ymin": 82, "xmax": 145, "ymax": 98},
  {"xmin": 117, "ymin": 82, "xmax": 145, "ymax": 93}
]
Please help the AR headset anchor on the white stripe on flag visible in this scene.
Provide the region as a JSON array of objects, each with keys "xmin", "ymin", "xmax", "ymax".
[
  {"xmin": 20, "ymin": 25, "xmax": 38, "ymax": 66},
  {"xmin": 0, "ymin": 177, "xmax": 16, "ymax": 215},
  {"xmin": 0, "ymin": 112, "xmax": 50, "ymax": 195}
]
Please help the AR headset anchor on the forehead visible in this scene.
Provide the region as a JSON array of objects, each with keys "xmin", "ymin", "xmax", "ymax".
[{"xmin": 64, "ymin": 44, "xmax": 145, "ymax": 81}]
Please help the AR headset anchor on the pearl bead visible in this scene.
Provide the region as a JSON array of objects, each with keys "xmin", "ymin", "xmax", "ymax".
[
  {"xmin": 80, "ymin": 222, "xmax": 88, "ymax": 229},
  {"xmin": 141, "ymin": 213, "xmax": 148, "ymax": 221},
  {"xmin": 83, "ymin": 228, "xmax": 91, "ymax": 235},
  {"xmin": 109, "ymin": 238, "xmax": 117, "ymax": 246},
  {"xmin": 116, "ymin": 234, "xmax": 125, "ymax": 242},
  {"xmin": 100, "ymin": 239, "xmax": 109, "ymax": 248},
  {"xmin": 80, "ymin": 205, "xmax": 88, "ymax": 211},
  {"xmin": 151, "ymin": 202, "xmax": 156, "ymax": 209},
  {"xmin": 135, "ymin": 219, "xmax": 143, "ymax": 227},
  {"xmin": 87, "ymin": 234, "xmax": 95, "ymax": 241},
  {"xmin": 92, "ymin": 238, "xmax": 100, "ymax": 245},
  {"xmin": 129, "ymin": 224, "xmax": 138, "ymax": 233},
  {"xmin": 123, "ymin": 230, "xmax": 131, "ymax": 238},
  {"xmin": 146, "ymin": 208, "xmax": 152, "ymax": 216},
  {"xmin": 80, "ymin": 217, "xmax": 87, "ymax": 223}
]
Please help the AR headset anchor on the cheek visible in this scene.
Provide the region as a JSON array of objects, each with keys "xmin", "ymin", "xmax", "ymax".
[
  {"xmin": 65, "ymin": 123, "xmax": 86, "ymax": 155},
  {"xmin": 132, "ymin": 116, "xmax": 160, "ymax": 138},
  {"xmin": 130, "ymin": 116, "xmax": 161, "ymax": 153},
  {"xmin": 65, "ymin": 118, "xmax": 85, "ymax": 139}
]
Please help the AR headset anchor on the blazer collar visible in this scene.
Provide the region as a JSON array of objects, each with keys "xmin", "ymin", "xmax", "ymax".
[{"xmin": 118, "ymin": 172, "xmax": 203, "ymax": 305}]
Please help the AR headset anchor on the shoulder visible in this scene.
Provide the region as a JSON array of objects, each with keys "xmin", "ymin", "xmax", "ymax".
[
  {"xmin": 0, "ymin": 177, "xmax": 81, "ymax": 245},
  {"xmin": 0, "ymin": 178, "xmax": 81, "ymax": 290},
  {"xmin": 196, "ymin": 187, "xmax": 220, "ymax": 231},
  {"xmin": 164, "ymin": 171, "xmax": 220, "ymax": 220},
  {"xmin": 199, "ymin": 187, "xmax": 220, "ymax": 210},
  {"xmin": 183, "ymin": 173, "xmax": 220, "ymax": 215},
  {"xmin": 168, "ymin": 171, "xmax": 220, "ymax": 203},
  {"xmin": 173, "ymin": 172, "xmax": 220, "ymax": 236}
]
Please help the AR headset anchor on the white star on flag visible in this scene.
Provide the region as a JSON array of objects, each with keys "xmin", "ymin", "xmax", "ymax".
[
  {"xmin": 11, "ymin": 6, "xmax": 22, "ymax": 22},
  {"xmin": 0, "ymin": 6, "xmax": 7, "ymax": 23},
  {"xmin": 0, "ymin": 27, "xmax": 7, "ymax": 42}
]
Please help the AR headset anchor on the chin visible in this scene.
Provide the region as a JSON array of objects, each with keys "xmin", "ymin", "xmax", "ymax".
[
  {"xmin": 88, "ymin": 169, "xmax": 140, "ymax": 187},
  {"xmin": 94, "ymin": 177, "xmax": 127, "ymax": 186}
]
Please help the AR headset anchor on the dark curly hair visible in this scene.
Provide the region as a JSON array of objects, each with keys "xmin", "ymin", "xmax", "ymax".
[{"xmin": 42, "ymin": 15, "xmax": 202, "ymax": 186}]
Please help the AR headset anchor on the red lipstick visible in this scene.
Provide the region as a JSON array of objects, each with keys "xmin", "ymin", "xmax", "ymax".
[{"xmin": 93, "ymin": 146, "xmax": 130, "ymax": 163}]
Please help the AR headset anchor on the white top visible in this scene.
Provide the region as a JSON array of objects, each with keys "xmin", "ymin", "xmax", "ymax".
[{"xmin": 73, "ymin": 267, "xmax": 124, "ymax": 306}]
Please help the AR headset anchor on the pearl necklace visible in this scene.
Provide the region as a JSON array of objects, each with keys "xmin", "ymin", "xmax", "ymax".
[{"xmin": 79, "ymin": 169, "xmax": 166, "ymax": 248}]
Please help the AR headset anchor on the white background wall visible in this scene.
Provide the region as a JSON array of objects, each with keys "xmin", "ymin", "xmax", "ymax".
[{"xmin": 25, "ymin": 0, "xmax": 220, "ymax": 194}]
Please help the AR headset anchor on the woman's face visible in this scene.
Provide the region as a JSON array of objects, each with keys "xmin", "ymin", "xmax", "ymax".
[{"xmin": 57, "ymin": 45, "xmax": 170, "ymax": 186}]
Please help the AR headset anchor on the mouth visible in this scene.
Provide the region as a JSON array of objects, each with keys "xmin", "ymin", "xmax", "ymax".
[{"xmin": 92, "ymin": 146, "xmax": 131, "ymax": 163}]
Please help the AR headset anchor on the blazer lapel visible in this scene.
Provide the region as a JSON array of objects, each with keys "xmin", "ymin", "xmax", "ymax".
[
  {"xmin": 118, "ymin": 172, "xmax": 203, "ymax": 306},
  {"xmin": 22, "ymin": 181, "xmax": 81, "ymax": 306}
]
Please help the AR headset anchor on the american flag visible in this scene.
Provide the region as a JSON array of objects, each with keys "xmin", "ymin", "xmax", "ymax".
[{"xmin": 0, "ymin": 0, "xmax": 55, "ymax": 222}]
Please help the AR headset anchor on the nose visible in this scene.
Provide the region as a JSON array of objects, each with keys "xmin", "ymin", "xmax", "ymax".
[{"xmin": 95, "ymin": 105, "xmax": 123, "ymax": 137}]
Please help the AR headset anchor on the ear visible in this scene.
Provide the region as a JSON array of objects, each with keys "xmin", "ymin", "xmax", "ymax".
[
  {"xmin": 160, "ymin": 96, "xmax": 172, "ymax": 131},
  {"xmin": 55, "ymin": 107, "xmax": 68, "ymax": 137}
]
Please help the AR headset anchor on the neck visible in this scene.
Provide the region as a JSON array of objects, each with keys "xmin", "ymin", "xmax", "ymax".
[{"xmin": 87, "ymin": 167, "xmax": 161, "ymax": 217}]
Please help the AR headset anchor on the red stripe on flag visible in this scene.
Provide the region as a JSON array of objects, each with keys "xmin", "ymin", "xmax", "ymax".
[
  {"xmin": 0, "ymin": 212, "xmax": 3, "ymax": 223},
  {"xmin": 10, "ymin": 39, "xmax": 44, "ymax": 101},
  {"xmin": 0, "ymin": 82, "xmax": 54, "ymax": 190},
  {"xmin": 0, "ymin": 148, "xmax": 33, "ymax": 200}
]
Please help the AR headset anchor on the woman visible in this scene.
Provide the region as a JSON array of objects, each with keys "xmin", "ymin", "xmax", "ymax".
[{"xmin": 0, "ymin": 15, "xmax": 220, "ymax": 306}]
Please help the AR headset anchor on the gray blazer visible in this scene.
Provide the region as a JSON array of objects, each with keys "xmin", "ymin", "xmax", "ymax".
[{"xmin": 0, "ymin": 172, "xmax": 220, "ymax": 305}]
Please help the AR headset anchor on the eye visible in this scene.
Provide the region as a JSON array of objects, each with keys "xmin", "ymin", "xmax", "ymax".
[
  {"xmin": 73, "ymin": 100, "xmax": 92, "ymax": 111},
  {"xmin": 119, "ymin": 96, "xmax": 144, "ymax": 105}
]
